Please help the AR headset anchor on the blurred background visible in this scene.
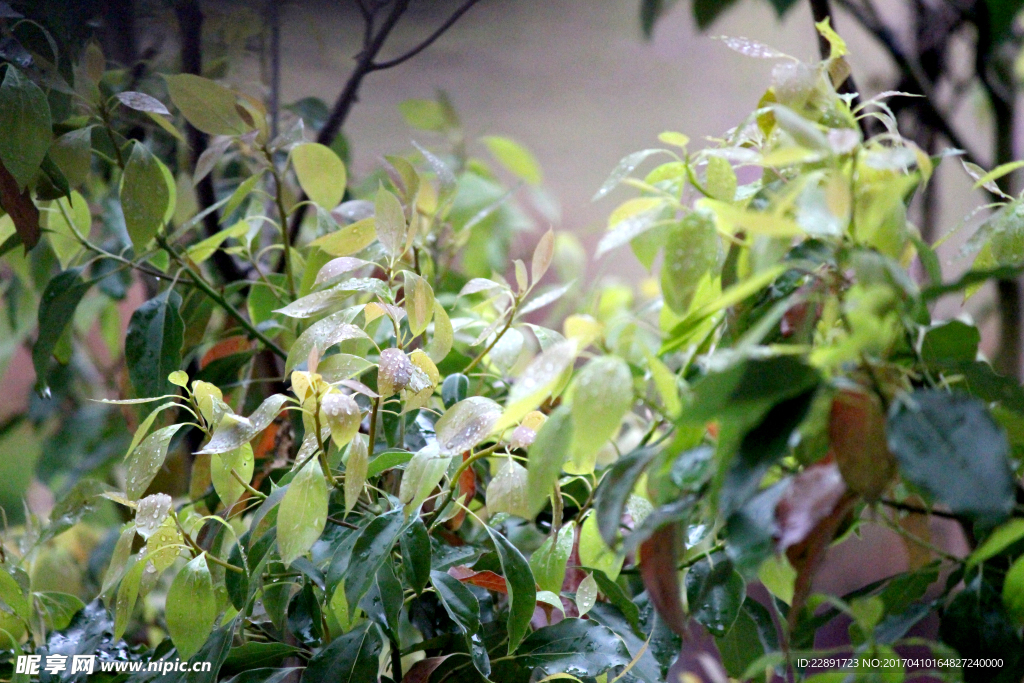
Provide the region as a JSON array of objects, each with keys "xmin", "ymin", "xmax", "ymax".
[{"xmin": 1, "ymin": 0, "xmax": 1019, "ymax": 599}]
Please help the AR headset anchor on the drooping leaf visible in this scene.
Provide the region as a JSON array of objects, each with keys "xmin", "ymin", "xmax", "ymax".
[
  {"xmin": 487, "ymin": 526, "xmax": 536, "ymax": 654},
  {"xmin": 210, "ymin": 443, "xmax": 254, "ymax": 510},
  {"xmin": 526, "ymin": 406, "xmax": 573, "ymax": 516},
  {"xmin": 344, "ymin": 434, "xmax": 368, "ymax": 513},
  {"xmin": 0, "ymin": 66, "xmax": 52, "ymax": 189},
  {"xmin": 277, "ymin": 458, "xmax": 329, "ymax": 566},
  {"xmin": 401, "ymin": 519, "xmax": 432, "ymax": 594},
  {"xmin": 292, "ymin": 142, "xmax": 346, "ymax": 209},
  {"xmin": 198, "ymin": 394, "xmax": 290, "ymax": 454},
  {"xmin": 486, "ymin": 458, "xmax": 531, "ymax": 518},
  {"xmin": 888, "ymin": 390, "xmax": 1015, "ymax": 525},
  {"xmin": 32, "ymin": 267, "xmax": 91, "ymax": 393},
  {"xmin": 344, "ymin": 509, "xmax": 405, "ymax": 608},
  {"xmin": 404, "ymin": 270, "xmax": 435, "ymax": 336},
  {"xmin": 374, "ymin": 185, "xmax": 407, "ymax": 257},
  {"xmin": 566, "ymin": 356, "xmax": 633, "ymax": 474},
  {"xmin": 125, "ymin": 288, "xmax": 185, "ymax": 399},
  {"xmin": 399, "ymin": 443, "xmax": 452, "ymax": 514},
  {"xmin": 639, "ymin": 522, "xmax": 689, "ymax": 637},
  {"xmin": 431, "ymin": 570, "xmax": 490, "ymax": 677},
  {"xmin": 120, "ymin": 142, "xmax": 172, "ymax": 251},
  {"xmin": 576, "ymin": 572, "xmax": 598, "ymax": 617},
  {"xmin": 166, "ymin": 554, "xmax": 217, "ymax": 660},
  {"xmin": 594, "ymin": 447, "xmax": 657, "ymax": 547}
]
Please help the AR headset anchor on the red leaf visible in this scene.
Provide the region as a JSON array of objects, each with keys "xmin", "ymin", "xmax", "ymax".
[
  {"xmin": 448, "ymin": 565, "xmax": 508, "ymax": 594},
  {"xmin": 403, "ymin": 655, "xmax": 454, "ymax": 683},
  {"xmin": 200, "ymin": 335, "xmax": 252, "ymax": 368},
  {"xmin": 639, "ymin": 522, "xmax": 691, "ymax": 638},
  {"xmin": 0, "ymin": 157, "xmax": 39, "ymax": 250},
  {"xmin": 776, "ymin": 461, "xmax": 858, "ymax": 623}
]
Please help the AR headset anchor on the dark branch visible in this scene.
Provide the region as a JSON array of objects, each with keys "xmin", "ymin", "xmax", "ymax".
[
  {"xmin": 285, "ymin": 0, "xmax": 483, "ymax": 244},
  {"xmin": 879, "ymin": 499, "xmax": 965, "ymax": 522},
  {"xmin": 370, "ymin": 0, "xmax": 484, "ymax": 71},
  {"xmin": 833, "ymin": 0, "xmax": 985, "ymax": 166}
]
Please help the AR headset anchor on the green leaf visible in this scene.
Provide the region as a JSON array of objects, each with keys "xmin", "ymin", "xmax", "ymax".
[
  {"xmin": 164, "ymin": 74, "xmax": 250, "ymax": 136},
  {"xmin": 486, "ymin": 458, "xmax": 531, "ymax": 518},
  {"xmin": 513, "ymin": 618, "xmax": 631, "ymax": 677},
  {"xmin": 1003, "ymin": 556, "xmax": 1024, "ymax": 623},
  {"xmin": 428, "ymin": 300, "xmax": 454, "ymax": 363},
  {"xmin": 32, "ymin": 267, "xmax": 91, "ymax": 394},
  {"xmin": 576, "ymin": 572, "xmax": 597, "ymax": 617},
  {"xmin": 888, "ymin": 390, "xmax": 1015, "ymax": 525},
  {"xmin": 198, "ymin": 394, "xmax": 291, "ymax": 454},
  {"xmin": 125, "ymin": 289, "xmax": 185, "ymax": 399},
  {"xmin": 594, "ymin": 447, "xmax": 657, "ymax": 547},
  {"xmin": 567, "ymin": 356, "xmax": 633, "ymax": 474},
  {"xmin": 366, "ymin": 449, "xmax": 413, "ymax": 478},
  {"xmin": 497, "ymin": 340, "xmax": 577, "ymax": 432},
  {"xmin": 360, "ymin": 560, "xmax": 403, "ymax": 640},
  {"xmin": 187, "ymin": 220, "xmax": 249, "ymax": 264},
  {"xmin": 284, "ymin": 310, "xmax": 369, "ymax": 374},
  {"xmin": 661, "ymin": 212, "xmax": 719, "ymax": 314},
  {"xmin": 344, "ymin": 435, "xmax": 368, "ymax": 512},
  {"xmin": 578, "ymin": 511, "xmax": 623, "ymax": 581},
  {"xmin": 0, "ymin": 66, "xmax": 52, "ymax": 189},
  {"xmin": 399, "ymin": 443, "xmax": 452, "ymax": 514},
  {"xmin": 593, "ymin": 149, "xmax": 669, "ymax": 201},
  {"xmin": 374, "ymin": 185, "xmax": 407, "ymax": 257},
  {"xmin": 49, "ymin": 127, "xmax": 92, "ymax": 188},
  {"xmin": 685, "ymin": 555, "xmax": 746, "ymax": 636},
  {"xmin": 398, "ymin": 99, "xmax": 447, "ymax": 131},
  {"xmin": 303, "ymin": 621, "xmax": 382, "ymax": 683},
  {"xmin": 529, "ymin": 523, "xmax": 575, "ymax": 593},
  {"xmin": 922, "ymin": 319, "xmax": 981, "ymax": 365},
  {"xmin": 526, "ymin": 405, "xmax": 573, "ymax": 517},
  {"xmin": 34, "ymin": 592, "xmax": 85, "ymax": 631},
  {"xmin": 221, "ymin": 172, "xmax": 263, "ymax": 220},
  {"xmin": 716, "ymin": 598, "xmax": 777, "ymax": 678},
  {"xmin": 431, "ymin": 570, "xmax": 491, "ymax": 677},
  {"xmin": 400, "ymin": 519, "xmax": 431, "ymax": 594},
  {"xmin": 481, "ymin": 135, "xmax": 542, "ymax": 185},
  {"xmin": 211, "ymin": 442, "xmax": 254, "ymax": 509},
  {"xmin": 705, "ymin": 156, "xmax": 737, "ymax": 201},
  {"xmin": 277, "ymin": 458, "xmax": 329, "ymax": 566},
  {"xmin": 403, "ymin": 270, "xmax": 435, "ymax": 336},
  {"xmin": 344, "ymin": 509, "xmax": 405, "ymax": 608},
  {"xmin": 435, "ymin": 397, "xmax": 501, "ymax": 455},
  {"xmin": 969, "ymin": 519, "xmax": 1024, "ymax": 567},
  {"xmin": 121, "ymin": 142, "xmax": 172, "ymax": 251},
  {"xmin": 114, "ymin": 557, "xmax": 146, "ymax": 640},
  {"xmin": 487, "ymin": 526, "xmax": 537, "ymax": 653},
  {"xmin": 166, "ymin": 554, "xmax": 217, "ymax": 660},
  {"xmin": 125, "ymin": 423, "xmax": 186, "ymax": 499},
  {"xmin": 292, "ymin": 142, "xmax": 346, "ymax": 209},
  {"xmin": 309, "ymin": 216, "xmax": 377, "ymax": 257},
  {"xmin": 0, "ymin": 570, "xmax": 28, "ymax": 620}
]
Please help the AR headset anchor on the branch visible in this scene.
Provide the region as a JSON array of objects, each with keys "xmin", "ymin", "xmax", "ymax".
[
  {"xmin": 808, "ymin": 0, "xmax": 869, "ymax": 139},
  {"xmin": 286, "ymin": 0, "xmax": 482, "ymax": 243},
  {"xmin": 834, "ymin": 0, "xmax": 985, "ymax": 166},
  {"xmin": 370, "ymin": 0, "xmax": 484, "ymax": 71}
]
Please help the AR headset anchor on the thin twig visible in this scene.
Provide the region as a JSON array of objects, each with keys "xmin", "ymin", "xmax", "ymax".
[{"xmin": 371, "ymin": 0, "xmax": 484, "ymax": 70}]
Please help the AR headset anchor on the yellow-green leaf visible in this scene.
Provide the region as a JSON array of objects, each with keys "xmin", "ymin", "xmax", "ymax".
[
  {"xmin": 165, "ymin": 554, "xmax": 217, "ymax": 660},
  {"xmin": 481, "ymin": 135, "xmax": 542, "ymax": 185},
  {"xmin": 164, "ymin": 74, "xmax": 250, "ymax": 136},
  {"xmin": 277, "ymin": 458, "xmax": 329, "ymax": 566},
  {"xmin": 292, "ymin": 142, "xmax": 347, "ymax": 209},
  {"xmin": 310, "ymin": 216, "xmax": 377, "ymax": 256}
]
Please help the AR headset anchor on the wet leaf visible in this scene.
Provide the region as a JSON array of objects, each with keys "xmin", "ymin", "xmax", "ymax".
[
  {"xmin": 285, "ymin": 311, "xmax": 369, "ymax": 373},
  {"xmin": 579, "ymin": 512, "xmax": 624, "ymax": 581},
  {"xmin": 513, "ymin": 618, "xmax": 631, "ymax": 677},
  {"xmin": 199, "ymin": 394, "xmax": 290, "ymax": 454},
  {"xmin": 135, "ymin": 493, "xmax": 172, "ymax": 539},
  {"xmin": 486, "ymin": 458, "xmax": 531, "ymax": 518},
  {"xmin": 32, "ymin": 268, "xmax": 91, "ymax": 393},
  {"xmin": 323, "ymin": 392, "xmax": 361, "ymax": 448},
  {"xmin": 125, "ymin": 289, "xmax": 185, "ymax": 399},
  {"xmin": 344, "ymin": 435, "xmax": 368, "ymax": 512},
  {"xmin": 277, "ymin": 458, "xmax": 328, "ymax": 566},
  {"xmin": 829, "ymin": 387, "xmax": 896, "ymax": 500},
  {"xmin": 166, "ymin": 554, "xmax": 217, "ymax": 660},
  {"xmin": 431, "ymin": 570, "xmax": 490, "ymax": 677},
  {"xmin": 685, "ymin": 555, "xmax": 745, "ymax": 636},
  {"xmin": 567, "ymin": 356, "xmax": 633, "ymax": 474},
  {"xmin": 116, "ymin": 91, "xmax": 170, "ymax": 115},
  {"xmin": 530, "ymin": 523, "xmax": 575, "ymax": 593},
  {"xmin": 125, "ymin": 423, "xmax": 186, "ymax": 500},
  {"xmin": 639, "ymin": 522, "xmax": 689, "ymax": 637},
  {"xmin": 211, "ymin": 443, "xmax": 254, "ymax": 510},
  {"xmin": 399, "ymin": 443, "xmax": 452, "ymax": 514},
  {"xmin": 375, "ymin": 185, "xmax": 407, "ymax": 257},
  {"xmin": 481, "ymin": 135, "xmax": 542, "ymax": 185},
  {"xmin": 428, "ymin": 300, "xmax": 453, "ymax": 362},
  {"xmin": 435, "ymin": 397, "xmax": 501, "ymax": 455},
  {"xmin": 497, "ymin": 340, "xmax": 576, "ymax": 432},
  {"xmin": 487, "ymin": 526, "xmax": 536, "ymax": 653},
  {"xmin": 303, "ymin": 621, "xmax": 382, "ymax": 683},
  {"xmin": 661, "ymin": 212, "xmax": 719, "ymax": 314},
  {"xmin": 344, "ymin": 509, "xmax": 405, "ymax": 608},
  {"xmin": 888, "ymin": 390, "xmax": 1014, "ymax": 525},
  {"xmin": 404, "ymin": 270, "xmax": 435, "ymax": 336},
  {"xmin": 576, "ymin": 573, "xmax": 597, "ymax": 617}
]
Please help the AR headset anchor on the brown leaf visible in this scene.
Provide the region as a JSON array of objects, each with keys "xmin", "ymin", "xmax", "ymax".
[
  {"xmin": 776, "ymin": 462, "xmax": 858, "ymax": 624},
  {"xmin": 829, "ymin": 387, "xmax": 896, "ymax": 500},
  {"xmin": 896, "ymin": 494, "xmax": 934, "ymax": 570},
  {"xmin": 403, "ymin": 655, "xmax": 454, "ymax": 683},
  {"xmin": 0, "ymin": 156, "xmax": 39, "ymax": 249},
  {"xmin": 447, "ymin": 565, "xmax": 508, "ymax": 594},
  {"xmin": 639, "ymin": 522, "xmax": 691, "ymax": 638},
  {"xmin": 200, "ymin": 335, "xmax": 252, "ymax": 368},
  {"xmin": 446, "ymin": 451, "xmax": 475, "ymax": 531}
]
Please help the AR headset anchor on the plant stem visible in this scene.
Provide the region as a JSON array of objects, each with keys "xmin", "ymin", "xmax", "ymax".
[
  {"xmin": 157, "ymin": 235, "xmax": 288, "ymax": 359},
  {"xmin": 367, "ymin": 395, "xmax": 381, "ymax": 455},
  {"xmin": 464, "ymin": 301, "xmax": 519, "ymax": 375},
  {"xmin": 390, "ymin": 636, "xmax": 403, "ymax": 682},
  {"xmin": 429, "ymin": 442, "xmax": 500, "ymax": 524},
  {"xmin": 271, "ymin": 164, "xmax": 297, "ymax": 300}
]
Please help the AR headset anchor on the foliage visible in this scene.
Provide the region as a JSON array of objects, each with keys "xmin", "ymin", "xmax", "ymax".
[{"xmin": 5, "ymin": 8, "xmax": 1024, "ymax": 683}]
